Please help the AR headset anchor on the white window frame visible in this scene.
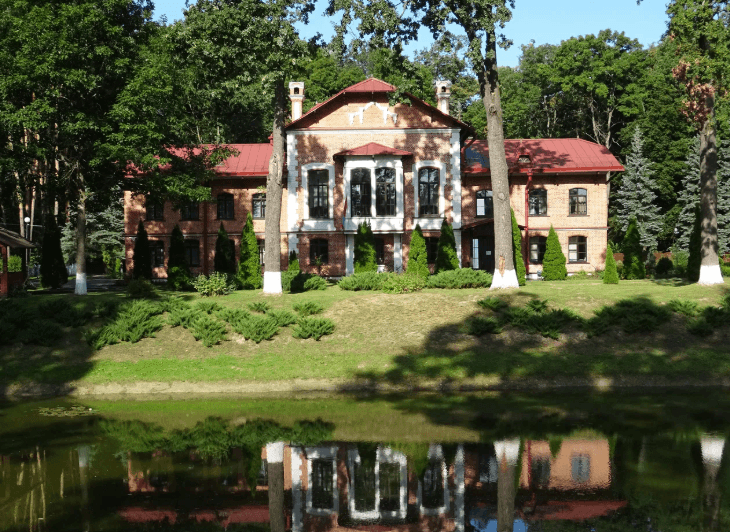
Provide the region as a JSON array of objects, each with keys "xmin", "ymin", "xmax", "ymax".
[
  {"xmin": 413, "ymin": 160, "xmax": 446, "ymax": 230},
  {"xmin": 417, "ymin": 444, "xmax": 450, "ymax": 516},
  {"xmin": 343, "ymin": 157, "xmax": 404, "ymax": 232},
  {"xmin": 302, "ymin": 163, "xmax": 336, "ymax": 231},
  {"xmin": 306, "ymin": 446, "xmax": 339, "ymax": 516},
  {"xmin": 346, "ymin": 446, "xmax": 408, "ymax": 521}
]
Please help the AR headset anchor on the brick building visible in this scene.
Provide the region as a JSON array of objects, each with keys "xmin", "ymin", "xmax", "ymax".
[{"xmin": 124, "ymin": 78, "xmax": 623, "ymax": 278}]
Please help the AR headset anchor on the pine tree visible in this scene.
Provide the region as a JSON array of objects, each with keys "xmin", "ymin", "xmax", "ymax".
[
  {"xmin": 167, "ymin": 224, "xmax": 190, "ymax": 290},
  {"xmin": 541, "ymin": 226, "xmax": 567, "ymax": 280},
  {"xmin": 675, "ymin": 137, "xmax": 701, "ymax": 250},
  {"xmin": 687, "ymin": 205, "xmax": 703, "ymax": 282},
  {"xmin": 238, "ymin": 212, "xmax": 262, "ymax": 289},
  {"xmin": 603, "ymin": 242, "xmax": 619, "ymax": 284},
  {"xmin": 354, "ymin": 222, "xmax": 378, "ymax": 273},
  {"xmin": 40, "ymin": 215, "xmax": 68, "ymax": 289},
  {"xmin": 614, "ymin": 128, "xmax": 662, "ymax": 250},
  {"xmin": 132, "ymin": 220, "xmax": 152, "ymax": 280},
  {"xmin": 434, "ymin": 219, "xmax": 459, "ymax": 273},
  {"xmin": 214, "ymin": 223, "xmax": 236, "ymax": 274},
  {"xmin": 621, "ymin": 217, "xmax": 646, "ymax": 280},
  {"xmin": 511, "ymin": 209, "xmax": 526, "ymax": 286},
  {"xmin": 406, "ymin": 224, "xmax": 429, "ymax": 279}
]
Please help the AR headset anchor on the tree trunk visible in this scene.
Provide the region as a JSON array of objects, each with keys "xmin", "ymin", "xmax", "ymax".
[
  {"xmin": 266, "ymin": 442, "xmax": 286, "ymax": 532},
  {"xmin": 263, "ymin": 78, "xmax": 286, "ymax": 294},
  {"xmin": 698, "ymin": 94, "xmax": 723, "ymax": 285},
  {"xmin": 496, "ymin": 454, "xmax": 516, "ymax": 532},
  {"xmin": 75, "ymin": 174, "xmax": 87, "ymax": 295}
]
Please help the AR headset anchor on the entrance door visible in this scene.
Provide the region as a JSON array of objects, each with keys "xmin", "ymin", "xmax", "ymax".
[{"xmin": 472, "ymin": 236, "xmax": 495, "ymax": 272}]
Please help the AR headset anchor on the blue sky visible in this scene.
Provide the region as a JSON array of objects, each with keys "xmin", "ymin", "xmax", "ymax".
[{"xmin": 153, "ymin": 0, "xmax": 670, "ymax": 68}]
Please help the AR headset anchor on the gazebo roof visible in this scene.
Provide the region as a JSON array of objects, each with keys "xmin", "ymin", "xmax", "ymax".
[{"xmin": 0, "ymin": 227, "xmax": 36, "ymax": 248}]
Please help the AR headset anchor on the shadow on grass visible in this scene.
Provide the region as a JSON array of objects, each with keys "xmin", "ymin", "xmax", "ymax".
[{"xmin": 650, "ymin": 277, "xmax": 694, "ymax": 287}]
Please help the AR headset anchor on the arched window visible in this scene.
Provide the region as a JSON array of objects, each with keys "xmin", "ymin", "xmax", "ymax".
[
  {"xmin": 569, "ymin": 236, "xmax": 587, "ymax": 262},
  {"xmin": 569, "ymin": 188, "xmax": 587, "ymax": 215},
  {"xmin": 476, "ymin": 190, "xmax": 493, "ymax": 217},
  {"xmin": 376, "ymin": 168, "xmax": 396, "ymax": 216},
  {"xmin": 529, "ymin": 189, "xmax": 547, "ymax": 216},
  {"xmin": 309, "ymin": 170, "xmax": 329, "ymax": 219},
  {"xmin": 350, "ymin": 168, "xmax": 371, "ymax": 217},
  {"xmin": 418, "ymin": 168, "xmax": 439, "ymax": 216},
  {"xmin": 217, "ymin": 193, "xmax": 234, "ymax": 220},
  {"xmin": 529, "ymin": 236, "xmax": 547, "ymax": 264},
  {"xmin": 310, "ymin": 238, "xmax": 328, "ymax": 264}
]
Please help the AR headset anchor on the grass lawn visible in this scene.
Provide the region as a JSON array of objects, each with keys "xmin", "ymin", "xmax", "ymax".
[{"xmin": 2, "ymin": 277, "xmax": 729, "ymax": 390}]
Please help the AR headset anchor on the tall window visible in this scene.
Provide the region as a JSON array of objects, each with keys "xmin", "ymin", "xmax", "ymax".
[
  {"xmin": 379, "ymin": 462, "xmax": 401, "ymax": 512},
  {"xmin": 529, "ymin": 189, "xmax": 547, "ymax": 216},
  {"xmin": 569, "ymin": 188, "xmax": 587, "ymax": 215},
  {"xmin": 476, "ymin": 190, "xmax": 493, "ymax": 218},
  {"xmin": 309, "ymin": 170, "xmax": 329, "ymax": 219},
  {"xmin": 376, "ymin": 168, "xmax": 396, "ymax": 216},
  {"xmin": 422, "ymin": 462, "xmax": 444, "ymax": 509},
  {"xmin": 351, "ymin": 168, "xmax": 371, "ymax": 216},
  {"xmin": 257, "ymin": 239, "xmax": 265, "ymax": 266},
  {"xmin": 425, "ymin": 237, "xmax": 439, "ymax": 264},
  {"xmin": 569, "ymin": 236, "xmax": 587, "ymax": 262},
  {"xmin": 571, "ymin": 455, "xmax": 590, "ymax": 484},
  {"xmin": 145, "ymin": 196, "xmax": 164, "ymax": 221},
  {"xmin": 353, "ymin": 460, "xmax": 376, "ymax": 512},
  {"xmin": 252, "ymin": 193, "xmax": 266, "ymax": 219},
  {"xmin": 529, "ymin": 236, "xmax": 547, "ymax": 264},
  {"xmin": 150, "ymin": 241, "xmax": 164, "ymax": 268},
  {"xmin": 180, "ymin": 200, "xmax": 199, "ymax": 221},
  {"xmin": 374, "ymin": 237, "xmax": 385, "ymax": 265},
  {"xmin": 217, "ymin": 193, "xmax": 234, "ymax": 220},
  {"xmin": 311, "ymin": 459, "xmax": 335, "ymax": 510},
  {"xmin": 184, "ymin": 239, "xmax": 200, "ymax": 267},
  {"xmin": 531, "ymin": 458, "xmax": 551, "ymax": 489},
  {"xmin": 418, "ymin": 168, "xmax": 439, "ymax": 216},
  {"xmin": 310, "ymin": 238, "xmax": 328, "ymax": 264}
]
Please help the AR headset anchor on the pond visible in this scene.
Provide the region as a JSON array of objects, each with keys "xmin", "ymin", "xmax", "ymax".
[{"xmin": 2, "ymin": 391, "xmax": 730, "ymax": 531}]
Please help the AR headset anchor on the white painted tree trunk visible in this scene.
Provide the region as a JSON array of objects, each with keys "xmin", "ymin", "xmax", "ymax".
[
  {"xmin": 263, "ymin": 271, "xmax": 282, "ymax": 294},
  {"xmin": 698, "ymin": 94, "xmax": 723, "ymax": 286},
  {"xmin": 491, "ymin": 269, "xmax": 519, "ymax": 290}
]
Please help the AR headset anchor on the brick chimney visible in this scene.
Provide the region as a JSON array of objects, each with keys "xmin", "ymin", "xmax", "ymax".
[
  {"xmin": 289, "ymin": 82, "xmax": 305, "ymax": 120},
  {"xmin": 435, "ymin": 80, "xmax": 452, "ymax": 115}
]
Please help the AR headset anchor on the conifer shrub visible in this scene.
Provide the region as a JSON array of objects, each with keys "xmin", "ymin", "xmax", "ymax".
[
  {"xmin": 584, "ymin": 298, "xmax": 671, "ymax": 336},
  {"xmin": 477, "ymin": 296, "xmax": 508, "ymax": 312},
  {"xmin": 686, "ymin": 316, "xmax": 714, "ymax": 337},
  {"xmin": 7, "ymin": 255, "xmax": 22, "ymax": 272},
  {"xmin": 237, "ymin": 213, "xmax": 262, "ymax": 289},
  {"xmin": 603, "ymin": 243, "xmax": 619, "ymax": 284},
  {"xmin": 381, "ymin": 273, "xmax": 426, "ymax": 293},
  {"xmin": 191, "ymin": 315, "xmax": 228, "ymax": 347},
  {"xmin": 541, "ymin": 226, "xmax": 567, "ymax": 280},
  {"xmin": 88, "ymin": 299, "xmax": 165, "ymax": 348},
  {"xmin": 167, "ymin": 225, "xmax": 192, "ymax": 290},
  {"xmin": 248, "ymin": 301, "xmax": 271, "ymax": 313},
  {"xmin": 426, "ymin": 268, "xmax": 493, "ymax": 288},
  {"xmin": 667, "ymin": 299, "xmax": 699, "ymax": 317},
  {"xmin": 293, "ymin": 301, "xmax": 324, "ymax": 316},
  {"xmin": 621, "ymin": 217, "xmax": 646, "ymax": 280},
  {"xmin": 232, "ymin": 314, "xmax": 279, "ymax": 343},
  {"xmin": 434, "ymin": 219, "xmax": 459, "ymax": 273},
  {"xmin": 167, "ymin": 306, "xmax": 196, "ymax": 328},
  {"xmin": 406, "ymin": 225, "xmax": 429, "ymax": 279},
  {"xmin": 40, "ymin": 216, "xmax": 69, "ymax": 288},
  {"xmin": 338, "ymin": 271, "xmax": 387, "ymax": 291},
  {"xmin": 303, "ymin": 275, "xmax": 327, "ymax": 291},
  {"xmin": 466, "ymin": 316, "xmax": 502, "ymax": 335},
  {"xmin": 288, "ymin": 251, "xmax": 300, "ymax": 272},
  {"xmin": 526, "ymin": 299, "xmax": 549, "ymax": 313},
  {"xmin": 197, "ymin": 300, "xmax": 223, "ymax": 315},
  {"xmin": 511, "ymin": 209, "xmax": 526, "ymax": 286},
  {"xmin": 127, "ymin": 279, "xmax": 156, "ymax": 299},
  {"xmin": 655, "ymin": 256, "xmax": 673, "ymax": 277},
  {"xmin": 93, "ymin": 300, "xmax": 120, "ymax": 319},
  {"xmin": 17, "ymin": 319, "xmax": 64, "ymax": 346},
  {"xmin": 722, "ymin": 263, "xmax": 730, "ymax": 277},
  {"xmin": 354, "ymin": 222, "xmax": 378, "ymax": 273},
  {"xmin": 267, "ymin": 309, "xmax": 297, "ymax": 327},
  {"xmin": 216, "ymin": 307, "xmax": 250, "ymax": 325},
  {"xmin": 132, "ymin": 220, "xmax": 152, "ymax": 280},
  {"xmin": 193, "ymin": 272, "xmax": 234, "ymax": 296},
  {"xmin": 214, "ymin": 223, "xmax": 236, "ymax": 274},
  {"xmin": 293, "ymin": 317, "xmax": 335, "ymax": 340},
  {"xmin": 38, "ymin": 298, "xmax": 89, "ymax": 327},
  {"xmin": 687, "ymin": 206, "xmax": 702, "ymax": 282}
]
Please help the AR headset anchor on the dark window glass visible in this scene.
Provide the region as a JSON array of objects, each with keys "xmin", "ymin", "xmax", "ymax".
[
  {"xmin": 257, "ymin": 459, "xmax": 268, "ymax": 486},
  {"xmin": 479, "ymin": 453, "xmax": 498, "ymax": 483},
  {"xmin": 418, "ymin": 168, "xmax": 439, "ymax": 216},
  {"xmin": 353, "ymin": 460, "xmax": 376, "ymax": 512},
  {"xmin": 217, "ymin": 193, "xmax": 234, "ymax": 220},
  {"xmin": 180, "ymin": 200, "xmax": 199, "ymax": 221},
  {"xmin": 374, "ymin": 237, "xmax": 385, "ymax": 265},
  {"xmin": 312, "ymin": 459, "xmax": 334, "ymax": 510},
  {"xmin": 531, "ymin": 458, "xmax": 551, "ymax": 489},
  {"xmin": 476, "ymin": 190, "xmax": 493, "ymax": 218},
  {"xmin": 529, "ymin": 236, "xmax": 547, "ymax": 264},
  {"xmin": 184, "ymin": 239, "xmax": 200, "ymax": 267},
  {"xmin": 569, "ymin": 236, "xmax": 587, "ymax": 262},
  {"xmin": 257, "ymin": 239, "xmax": 265, "ymax": 266},
  {"xmin": 529, "ymin": 189, "xmax": 547, "ymax": 216},
  {"xmin": 422, "ymin": 462, "xmax": 444, "ymax": 509},
  {"xmin": 253, "ymin": 193, "xmax": 266, "ymax": 219},
  {"xmin": 150, "ymin": 241, "xmax": 164, "ymax": 268},
  {"xmin": 379, "ymin": 463, "xmax": 401, "ymax": 512},
  {"xmin": 570, "ymin": 188, "xmax": 587, "ymax": 215},
  {"xmin": 351, "ymin": 168, "xmax": 371, "ymax": 217},
  {"xmin": 309, "ymin": 170, "xmax": 329, "ymax": 219},
  {"xmin": 571, "ymin": 455, "xmax": 590, "ymax": 484},
  {"xmin": 146, "ymin": 197, "xmax": 164, "ymax": 221},
  {"xmin": 376, "ymin": 168, "xmax": 396, "ymax": 216},
  {"xmin": 310, "ymin": 239, "xmax": 328, "ymax": 264},
  {"xmin": 425, "ymin": 237, "xmax": 438, "ymax": 264}
]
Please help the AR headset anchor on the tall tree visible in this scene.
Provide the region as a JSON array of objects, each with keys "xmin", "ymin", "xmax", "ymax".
[
  {"xmin": 214, "ymin": 224, "xmax": 236, "ymax": 274},
  {"xmin": 675, "ymin": 137, "xmax": 702, "ymax": 250}
]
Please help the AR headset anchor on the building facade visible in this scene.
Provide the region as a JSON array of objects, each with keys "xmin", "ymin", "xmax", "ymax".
[{"xmin": 124, "ymin": 78, "xmax": 623, "ymax": 278}]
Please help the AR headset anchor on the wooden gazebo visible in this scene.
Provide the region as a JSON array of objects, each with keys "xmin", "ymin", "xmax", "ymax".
[{"xmin": 0, "ymin": 227, "xmax": 35, "ymax": 297}]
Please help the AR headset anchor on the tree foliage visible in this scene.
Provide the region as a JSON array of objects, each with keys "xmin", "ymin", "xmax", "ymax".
[
  {"xmin": 435, "ymin": 219, "xmax": 459, "ymax": 274},
  {"xmin": 132, "ymin": 221, "xmax": 152, "ymax": 280},
  {"xmin": 354, "ymin": 222, "xmax": 378, "ymax": 273},
  {"xmin": 621, "ymin": 218, "xmax": 646, "ymax": 280},
  {"xmin": 167, "ymin": 224, "xmax": 191, "ymax": 290},
  {"xmin": 40, "ymin": 215, "xmax": 68, "ymax": 289},
  {"xmin": 406, "ymin": 225, "xmax": 429, "ymax": 280},
  {"xmin": 511, "ymin": 208, "xmax": 526, "ymax": 286},
  {"xmin": 603, "ymin": 242, "xmax": 619, "ymax": 284},
  {"xmin": 214, "ymin": 224, "xmax": 236, "ymax": 274},
  {"xmin": 542, "ymin": 226, "xmax": 567, "ymax": 281},
  {"xmin": 238, "ymin": 213, "xmax": 262, "ymax": 289}
]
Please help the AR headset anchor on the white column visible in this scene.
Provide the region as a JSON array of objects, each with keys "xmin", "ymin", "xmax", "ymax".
[
  {"xmin": 455, "ymin": 445, "xmax": 465, "ymax": 532},
  {"xmin": 394, "ymin": 234, "xmax": 403, "ymax": 272},
  {"xmin": 346, "ymin": 234, "xmax": 354, "ymax": 275},
  {"xmin": 454, "ymin": 229, "xmax": 462, "ymax": 266},
  {"xmin": 291, "ymin": 446, "xmax": 303, "ymax": 532}
]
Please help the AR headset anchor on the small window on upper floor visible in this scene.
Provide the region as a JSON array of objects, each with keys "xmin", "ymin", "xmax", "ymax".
[
  {"xmin": 376, "ymin": 168, "xmax": 396, "ymax": 216},
  {"xmin": 476, "ymin": 190, "xmax": 493, "ymax": 218},
  {"xmin": 569, "ymin": 188, "xmax": 587, "ymax": 215},
  {"xmin": 309, "ymin": 170, "xmax": 329, "ymax": 219},
  {"xmin": 180, "ymin": 200, "xmax": 199, "ymax": 221},
  {"xmin": 145, "ymin": 196, "xmax": 164, "ymax": 221},
  {"xmin": 350, "ymin": 168, "xmax": 371, "ymax": 217},
  {"xmin": 217, "ymin": 193, "xmax": 234, "ymax": 220},
  {"xmin": 252, "ymin": 193, "xmax": 266, "ymax": 219},
  {"xmin": 529, "ymin": 189, "xmax": 547, "ymax": 216},
  {"xmin": 418, "ymin": 168, "xmax": 439, "ymax": 217}
]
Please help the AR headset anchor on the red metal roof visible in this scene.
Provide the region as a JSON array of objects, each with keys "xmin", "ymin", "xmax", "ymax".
[
  {"xmin": 334, "ymin": 142, "xmax": 412, "ymax": 157},
  {"xmin": 464, "ymin": 138, "xmax": 624, "ymax": 174},
  {"xmin": 216, "ymin": 143, "xmax": 272, "ymax": 176},
  {"xmin": 341, "ymin": 78, "xmax": 397, "ymax": 93}
]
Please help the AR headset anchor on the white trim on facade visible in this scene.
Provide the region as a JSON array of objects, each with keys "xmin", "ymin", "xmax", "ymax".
[
  {"xmin": 345, "ymin": 234, "xmax": 354, "ymax": 275},
  {"xmin": 291, "ymin": 446, "xmax": 303, "ymax": 532},
  {"xmin": 343, "ymin": 157, "xmax": 404, "ymax": 232},
  {"xmin": 347, "ymin": 102, "xmax": 398, "ymax": 125},
  {"xmin": 287, "ymin": 133, "xmax": 300, "ymax": 232},
  {"xmin": 346, "ymin": 446, "xmax": 408, "ymax": 522},
  {"xmin": 288, "ymin": 128, "xmax": 456, "ymax": 136},
  {"xmin": 305, "ymin": 446, "xmax": 339, "ymax": 516},
  {"xmin": 394, "ymin": 234, "xmax": 403, "ymax": 272},
  {"xmin": 450, "ymin": 130, "xmax": 462, "ymax": 229},
  {"xmin": 417, "ymin": 444, "xmax": 450, "ymax": 516},
  {"xmin": 301, "ymin": 162, "xmax": 336, "ymax": 232}
]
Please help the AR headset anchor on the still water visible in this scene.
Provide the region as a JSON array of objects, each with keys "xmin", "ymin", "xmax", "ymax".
[{"xmin": 2, "ymin": 392, "xmax": 730, "ymax": 531}]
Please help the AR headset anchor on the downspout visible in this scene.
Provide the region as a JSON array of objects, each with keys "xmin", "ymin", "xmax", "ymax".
[
  {"xmin": 203, "ymin": 200, "xmax": 209, "ymax": 276},
  {"xmin": 524, "ymin": 168, "xmax": 533, "ymax": 276}
]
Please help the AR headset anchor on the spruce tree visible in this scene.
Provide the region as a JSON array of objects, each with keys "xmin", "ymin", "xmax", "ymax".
[
  {"xmin": 687, "ymin": 205, "xmax": 703, "ymax": 282},
  {"xmin": 675, "ymin": 137, "xmax": 701, "ymax": 250},
  {"xmin": 167, "ymin": 224, "xmax": 190, "ymax": 290},
  {"xmin": 406, "ymin": 224, "xmax": 429, "ymax": 279},
  {"xmin": 132, "ymin": 220, "xmax": 152, "ymax": 280},
  {"xmin": 238, "ymin": 212, "xmax": 262, "ymax": 289},
  {"xmin": 214, "ymin": 223, "xmax": 236, "ymax": 274},
  {"xmin": 717, "ymin": 140, "xmax": 730, "ymax": 256},
  {"xmin": 434, "ymin": 219, "xmax": 459, "ymax": 273},
  {"xmin": 603, "ymin": 242, "xmax": 619, "ymax": 284},
  {"xmin": 615, "ymin": 128, "xmax": 662, "ymax": 250},
  {"xmin": 40, "ymin": 215, "xmax": 68, "ymax": 289},
  {"xmin": 354, "ymin": 222, "xmax": 378, "ymax": 273},
  {"xmin": 511, "ymin": 209, "xmax": 526, "ymax": 286},
  {"xmin": 541, "ymin": 226, "xmax": 567, "ymax": 280},
  {"xmin": 621, "ymin": 217, "xmax": 646, "ymax": 280},
  {"xmin": 287, "ymin": 250, "xmax": 300, "ymax": 272}
]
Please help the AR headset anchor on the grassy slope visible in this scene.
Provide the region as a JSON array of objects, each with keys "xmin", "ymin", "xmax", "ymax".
[{"xmin": 2, "ymin": 278, "xmax": 729, "ymax": 387}]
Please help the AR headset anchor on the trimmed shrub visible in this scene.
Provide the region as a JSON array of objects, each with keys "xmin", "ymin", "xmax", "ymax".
[
  {"xmin": 406, "ymin": 224, "xmax": 429, "ymax": 280},
  {"xmin": 621, "ymin": 217, "xmax": 646, "ymax": 280},
  {"xmin": 248, "ymin": 301, "xmax": 271, "ymax": 313},
  {"xmin": 127, "ymin": 279, "xmax": 156, "ymax": 299},
  {"xmin": 687, "ymin": 205, "xmax": 702, "ymax": 282},
  {"xmin": 132, "ymin": 220, "xmax": 152, "ymax": 280},
  {"xmin": 237, "ymin": 213, "xmax": 262, "ymax": 289},
  {"xmin": 267, "ymin": 309, "xmax": 297, "ymax": 327},
  {"xmin": 293, "ymin": 301, "xmax": 324, "ymax": 316},
  {"xmin": 603, "ymin": 243, "xmax": 619, "ymax": 284},
  {"xmin": 193, "ymin": 272, "xmax": 234, "ymax": 296},
  {"xmin": 293, "ymin": 317, "xmax": 335, "ymax": 340},
  {"xmin": 466, "ymin": 316, "xmax": 502, "ymax": 335},
  {"xmin": 7, "ymin": 255, "xmax": 22, "ymax": 273},
  {"xmin": 191, "ymin": 315, "xmax": 227, "ymax": 347},
  {"xmin": 40, "ymin": 216, "xmax": 69, "ymax": 288},
  {"xmin": 338, "ymin": 271, "xmax": 387, "ymax": 291},
  {"xmin": 167, "ymin": 225, "xmax": 191, "ymax": 290},
  {"xmin": 541, "ymin": 226, "xmax": 567, "ymax": 280},
  {"xmin": 381, "ymin": 273, "xmax": 426, "ymax": 294},
  {"xmin": 288, "ymin": 251, "xmax": 300, "ymax": 272},
  {"xmin": 655, "ymin": 256, "xmax": 673, "ymax": 277},
  {"xmin": 354, "ymin": 222, "xmax": 378, "ymax": 273},
  {"xmin": 283, "ymin": 271, "xmax": 324, "ymax": 293},
  {"xmin": 511, "ymin": 209, "xmax": 526, "ymax": 286},
  {"xmin": 434, "ymin": 219, "xmax": 459, "ymax": 274},
  {"xmin": 427, "ymin": 268, "xmax": 493, "ymax": 288},
  {"xmin": 231, "ymin": 314, "xmax": 279, "ymax": 343},
  {"xmin": 214, "ymin": 224, "xmax": 236, "ymax": 274},
  {"xmin": 303, "ymin": 275, "xmax": 327, "ymax": 291},
  {"xmin": 216, "ymin": 307, "xmax": 251, "ymax": 324}
]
